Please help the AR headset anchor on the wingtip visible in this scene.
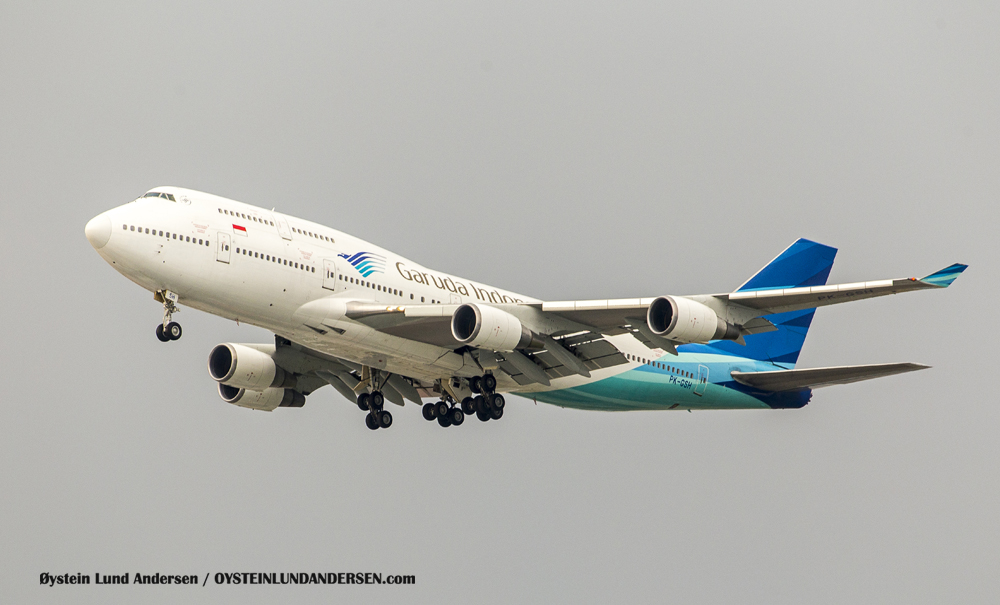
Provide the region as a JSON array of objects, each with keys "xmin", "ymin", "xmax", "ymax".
[{"xmin": 919, "ymin": 263, "xmax": 968, "ymax": 288}]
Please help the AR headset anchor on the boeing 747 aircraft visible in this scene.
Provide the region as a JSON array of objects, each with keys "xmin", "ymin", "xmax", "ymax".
[{"xmin": 85, "ymin": 187, "xmax": 967, "ymax": 430}]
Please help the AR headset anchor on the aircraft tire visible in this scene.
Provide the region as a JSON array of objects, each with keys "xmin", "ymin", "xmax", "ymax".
[
  {"xmin": 482, "ymin": 374, "xmax": 497, "ymax": 393},
  {"xmin": 476, "ymin": 409, "xmax": 490, "ymax": 422},
  {"xmin": 371, "ymin": 391, "xmax": 385, "ymax": 410},
  {"xmin": 422, "ymin": 403, "xmax": 436, "ymax": 420},
  {"xmin": 473, "ymin": 395, "xmax": 486, "ymax": 414},
  {"xmin": 450, "ymin": 407, "xmax": 464, "ymax": 425},
  {"xmin": 490, "ymin": 406, "xmax": 504, "ymax": 420},
  {"xmin": 365, "ymin": 413, "xmax": 379, "ymax": 430},
  {"xmin": 469, "ymin": 376, "xmax": 482, "ymax": 394},
  {"xmin": 490, "ymin": 394, "xmax": 505, "ymax": 411},
  {"xmin": 435, "ymin": 401, "xmax": 449, "ymax": 418},
  {"xmin": 357, "ymin": 393, "xmax": 370, "ymax": 411},
  {"xmin": 378, "ymin": 410, "xmax": 393, "ymax": 428},
  {"xmin": 461, "ymin": 397, "xmax": 474, "ymax": 415},
  {"xmin": 165, "ymin": 322, "xmax": 182, "ymax": 340},
  {"xmin": 437, "ymin": 413, "xmax": 452, "ymax": 428},
  {"xmin": 155, "ymin": 324, "xmax": 169, "ymax": 342}
]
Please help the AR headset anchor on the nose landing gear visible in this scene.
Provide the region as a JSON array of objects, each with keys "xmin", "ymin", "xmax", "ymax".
[{"xmin": 154, "ymin": 290, "xmax": 182, "ymax": 342}]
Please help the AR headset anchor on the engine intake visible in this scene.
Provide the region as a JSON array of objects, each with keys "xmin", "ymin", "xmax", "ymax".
[
  {"xmin": 218, "ymin": 384, "xmax": 305, "ymax": 411},
  {"xmin": 208, "ymin": 343, "xmax": 295, "ymax": 390},
  {"xmin": 647, "ymin": 296, "xmax": 741, "ymax": 344},
  {"xmin": 451, "ymin": 303, "xmax": 539, "ymax": 352}
]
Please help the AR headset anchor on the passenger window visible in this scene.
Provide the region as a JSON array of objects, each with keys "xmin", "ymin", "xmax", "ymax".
[
  {"xmin": 421, "ymin": 297, "xmax": 425, "ymax": 302},
  {"xmin": 130, "ymin": 225, "xmax": 134, "ymax": 231},
  {"xmin": 122, "ymin": 224, "xmax": 127, "ymax": 230},
  {"xmin": 410, "ymin": 294, "xmax": 414, "ymax": 300}
]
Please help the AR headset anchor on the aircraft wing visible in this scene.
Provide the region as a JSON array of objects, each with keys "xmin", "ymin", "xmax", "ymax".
[
  {"xmin": 730, "ymin": 362, "xmax": 929, "ymax": 391},
  {"xmin": 716, "ymin": 263, "xmax": 968, "ymax": 315},
  {"xmin": 535, "ymin": 263, "xmax": 968, "ymax": 331}
]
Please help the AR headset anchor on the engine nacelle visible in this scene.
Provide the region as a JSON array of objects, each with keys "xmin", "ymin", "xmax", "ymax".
[
  {"xmin": 208, "ymin": 343, "xmax": 295, "ymax": 390},
  {"xmin": 218, "ymin": 383, "xmax": 305, "ymax": 411},
  {"xmin": 647, "ymin": 296, "xmax": 741, "ymax": 344},
  {"xmin": 451, "ymin": 303, "xmax": 536, "ymax": 352}
]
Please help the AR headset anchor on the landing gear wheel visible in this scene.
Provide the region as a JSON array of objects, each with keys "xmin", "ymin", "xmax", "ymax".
[
  {"xmin": 357, "ymin": 393, "xmax": 371, "ymax": 411},
  {"xmin": 461, "ymin": 397, "xmax": 474, "ymax": 415},
  {"xmin": 435, "ymin": 401, "xmax": 450, "ymax": 419},
  {"xmin": 164, "ymin": 322, "xmax": 182, "ymax": 340},
  {"xmin": 476, "ymin": 409, "xmax": 490, "ymax": 422},
  {"xmin": 378, "ymin": 410, "xmax": 393, "ymax": 428},
  {"xmin": 370, "ymin": 391, "xmax": 385, "ymax": 410},
  {"xmin": 155, "ymin": 324, "xmax": 169, "ymax": 342},
  {"xmin": 473, "ymin": 395, "xmax": 486, "ymax": 414},
  {"xmin": 450, "ymin": 407, "xmax": 465, "ymax": 425},
  {"xmin": 422, "ymin": 403, "xmax": 437, "ymax": 420},
  {"xmin": 481, "ymin": 374, "xmax": 497, "ymax": 393},
  {"xmin": 437, "ymin": 414, "xmax": 452, "ymax": 427},
  {"xmin": 490, "ymin": 406, "xmax": 504, "ymax": 420},
  {"xmin": 469, "ymin": 376, "xmax": 482, "ymax": 394},
  {"xmin": 490, "ymin": 393, "xmax": 505, "ymax": 411},
  {"xmin": 365, "ymin": 413, "xmax": 379, "ymax": 430}
]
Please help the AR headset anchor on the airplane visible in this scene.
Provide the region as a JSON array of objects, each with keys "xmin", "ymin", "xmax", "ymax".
[{"xmin": 84, "ymin": 187, "xmax": 967, "ymax": 430}]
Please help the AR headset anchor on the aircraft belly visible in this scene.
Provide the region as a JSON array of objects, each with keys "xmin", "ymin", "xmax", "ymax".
[{"xmin": 527, "ymin": 355, "xmax": 775, "ymax": 411}]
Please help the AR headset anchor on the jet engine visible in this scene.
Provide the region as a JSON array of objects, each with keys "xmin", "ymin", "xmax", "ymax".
[
  {"xmin": 217, "ymin": 383, "xmax": 305, "ymax": 411},
  {"xmin": 208, "ymin": 343, "xmax": 296, "ymax": 390},
  {"xmin": 451, "ymin": 303, "xmax": 539, "ymax": 352},
  {"xmin": 646, "ymin": 296, "xmax": 741, "ymax": 344}
]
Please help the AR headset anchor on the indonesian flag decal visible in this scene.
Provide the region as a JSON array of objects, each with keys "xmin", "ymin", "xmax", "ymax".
[{"xmin": 232, "ymin": 224, "xmax": 247, "ymax": 236}]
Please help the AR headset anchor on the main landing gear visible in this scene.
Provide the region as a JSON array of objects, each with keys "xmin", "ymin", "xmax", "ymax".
[
  {"xmin": 357, "ymin": 370, "xmax": 393, "ymax": 430},
  {"xmin": 154, "ymin": 290, "xmax": 182, "ymax": 342},
  {"xmin": 421, "ymin": 397, "xmax": 465, "ymax": 427},
  {"xmin": 421, "ymin": 374, "xmax": 505, "ymax": 427}
]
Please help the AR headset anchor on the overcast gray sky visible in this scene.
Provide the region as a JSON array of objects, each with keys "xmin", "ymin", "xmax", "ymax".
[{"xmin": 1, "ymin": 2, "xmax": 997, "ymax": 603}]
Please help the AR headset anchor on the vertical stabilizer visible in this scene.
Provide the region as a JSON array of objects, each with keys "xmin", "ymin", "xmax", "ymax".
[{"xmin": 704, "ymin": 239, "xmax": 838, "ymax": 368}]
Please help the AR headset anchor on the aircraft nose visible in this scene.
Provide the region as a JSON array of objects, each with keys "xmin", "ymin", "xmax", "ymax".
[{"xmin": 85, "ymin": 213, "xmax": 112, "ymax": 249}]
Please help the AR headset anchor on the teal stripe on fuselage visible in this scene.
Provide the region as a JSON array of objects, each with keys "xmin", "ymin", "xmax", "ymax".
[{"xmin": 524, "ymin": 353, "xmax": 795, "ymax": 411}]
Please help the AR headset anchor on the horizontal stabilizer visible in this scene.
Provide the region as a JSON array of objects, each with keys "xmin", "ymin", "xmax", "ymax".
[{"xmin": 731, "ymin": 363, "xmax": 929, "ymax": 392}]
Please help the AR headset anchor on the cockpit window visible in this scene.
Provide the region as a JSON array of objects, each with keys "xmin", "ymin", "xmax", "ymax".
[{"xmin": 141, "ymin": 191, "xmax": 177, "ymax": 202}]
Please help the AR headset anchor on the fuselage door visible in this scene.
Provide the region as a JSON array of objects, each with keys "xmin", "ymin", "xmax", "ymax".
[
  {"xmin": 216, "ymin": 232, "xmax": 231, "ymax": 264},
  {"xmin": 694, "ymin": 364, "xmax": 709, "ymax": 396},
  {"xmin": 323, "ymin": 258, "xmax": 338, "ymax": 290},
  {"xmin": 272, "ymin": 212, "xmax": 293, "ymax": 241}
]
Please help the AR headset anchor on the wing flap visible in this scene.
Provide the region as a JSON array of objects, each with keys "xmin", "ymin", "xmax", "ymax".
[{"xmin": 731, "ymin": 363, "xmax": 930, "ymax": 392}]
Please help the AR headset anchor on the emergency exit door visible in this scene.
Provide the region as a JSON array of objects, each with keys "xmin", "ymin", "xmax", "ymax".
[
  {"xmin": 323, "ymin": 259, "xmax": 338, "ymax": 290},
  {"xmin": 216, "ymin": 233, "xmax": 231, "ymax": 263}
]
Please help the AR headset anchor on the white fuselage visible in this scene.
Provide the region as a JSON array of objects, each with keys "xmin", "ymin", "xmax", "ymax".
[{"xmin": 86, "ymin": 187, "xmax": 568, "ymax": 392}]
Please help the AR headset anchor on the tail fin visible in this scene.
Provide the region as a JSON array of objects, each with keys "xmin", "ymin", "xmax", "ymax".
[{"xmin": 706, "ymin": 238, "xmax": 838, "ymax": 368}]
